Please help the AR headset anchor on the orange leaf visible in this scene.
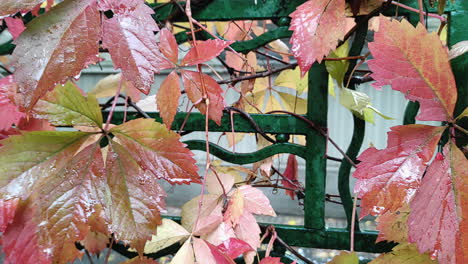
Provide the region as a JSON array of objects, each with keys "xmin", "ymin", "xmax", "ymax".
[
  {"xmin": 157, "ymin": 70, "xmax": 181, "ymax": 128},
  {"xmin": 159, "ymin": 28, "xmax": 179, "ymax": 65},
  {"xmin": 181, "ymin": 39, "xmax": 233, "ymax": 66},
  {"xmin": 368, "ymin": 16, "xmax": 457, "ymax": 121}
]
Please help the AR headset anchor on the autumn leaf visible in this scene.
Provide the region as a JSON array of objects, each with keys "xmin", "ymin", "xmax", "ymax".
[
  {"xmin": 171, "ymin": 238, "xmax": 195, "ymax": 264},
  {"xmin": 274, "ymin": 68, "xmax": 308, "ymax": 95},
  {"xmin": 142, "ymin": 219, "xmax": 190, "ymax": 254},
  {"xmin": 370, "ymin": 243, "xmax": 436, "ymax": 264},
  {"xmin": 109, "ymin": 119, "xmax": 200, "ymax": 184},
  {"xmin": 157, "ymin": 71, "xmax": 181, "ymax": 129},
  {"xmin": 0, "ymin": 0, "xmax": 46, "ymax": 16},
  {"xmin": 0, "ymin": 198, "xmax": 18, "ymax": 232},
  {"xmin": 122, "ymin": 256, "xmax": 159, "ymax": 264},
  {"xmin": 327, "ymin": 251, "xmax": 358, "ymax": 264},
  {"xmin": 217, "ymin": 237, "xmax": 253, "ymax": 259},
  {"xmin": 4, "ymin": 16, "xmax": 26, "ymax": 40},
  {"xmin": 0, "ymin": 76, "xmax": 25, "ymax": 131},
  {"xmin": 193, "ymin": 238, "xmax": 235, "ymax": 264},
  {"xmin": 239, "ymin": 185, "xmax": 276, "ymax": 216},
  {"xmin": 368, "ymin": 16, "xmax": 457, "ymax": 121},
  {"xmin": 224, "ymin": 188, "xmax": 245, "ymax": 226},
  {"xmin": 449, "ymin": 40, "xmax": 468, "ymax": 60},
  {"xmin": 353, "ymin": 125, "xmax": 445, "ymax": 217},
  {"xmin": 181, "ymin": 39, "xmax": 234, "ymax": 66},
  {"xmin": 99, "ymin": 0, "xmax": 168, "ymax": 94},
  {"xmin": 259, "ymin": 257, "xmax": 283, "ymax": 264},
  {"xmin": 339, "ymin": 88, "xmax": 392, "ymax": 124},
  {"xmin": 159, "ymin": 28, "xmax": 179, "ymax": 65},
  {"xmin": 33, "ymin": 81, "xmax": 103, "ymax": 128},
  {"xmin": 206, "ymin": 168, "xmax": 235, "ymax": 195},
  {"xmin": 181, "ymin": 70, "xmax": 225, "ymax": 125},
  {"xmin": 408, "ymin": 143, "xmax": 468, "ymax": 264},
  {"xmin": 282, "ymin": 154, "xmax": 299, "ymax": 200},
  {"xmin": 89, "ymin": 73, "xmax": 141, "ymax": 102},
  {"xmin": 12, "ymin": 0, "xmax": 100, "ymax": 110},
  {"xmin": 375, "ymin": 204, "xmax": 410, "ymax": 243},
  {"xmin": 289, "ymin": 0, "xmax": 355, "ymax": 75},
  {"xmin": 233, "ymin": 210, "xmax": 261, "ymax": 249}
]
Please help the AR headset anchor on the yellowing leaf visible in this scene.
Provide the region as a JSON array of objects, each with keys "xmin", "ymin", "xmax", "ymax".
[
  {"xmin": 89, "ymin": 73, "xmax": 141, "ymax": 101},
  {"xmin": 142, "ymin": 219, "xmax": 190, "ymax": 254},
  {"xmin": 370, "ymin": 243, "xmax": 436, "ymax": 264},
  {"xmin": 274, "ymin": 68, "xmax": 308, "ymax": 94},
  {"xmin": 206, "ymin": 169, "xmax": 235, "ymax": 195},
  {"xmin": 339, "ymin": 88, "xmax": 391, "ymax": 123},
  {"xmin": 327, "ymin": 251, "xmax": 358, "ymax": 264},
  {"xmin": 181, "ymin": 194, "xmax": 223, "ymax": 235},
  {"xmin": 455, "ymin": 107, "xmax": 468, "ymax": 121},
  {"xmin": 325, "ymin": 40, "xmax": 350, "ymax": 89},
  {"xmin": 171, "ymin": 238, "xmax": 195, "ymax": 264}
]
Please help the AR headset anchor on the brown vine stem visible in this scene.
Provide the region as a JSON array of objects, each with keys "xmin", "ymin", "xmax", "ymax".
[
  {"xmin": 350, "ymin": 194, "xmax": 359, "ymax": 252},
  {"xmin": 454, "ymin": 124, "xmax": 468, "ymax": 135},
  {"xmin": 271, "ymin": 228, "xmax": 316, "ymax": 264},
  {"xmin": 267, "ymin": 110, "xmax": 358, "ymax": 168},
  {"xmin": 345, "ymin": 51, "xmax": 371, "ymax": 88},
  {"xmin": 218, "ymin": 63, "xmax": 298, "ymax": 85},
  {"xmin": 104, "ymin": 75, "xmax": 123, "ymax": 131},
  {"xmin": 417, "ymin": 0, "xmax": 425, "ymax": 25}
]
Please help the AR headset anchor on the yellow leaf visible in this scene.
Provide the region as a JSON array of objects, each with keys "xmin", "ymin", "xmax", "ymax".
[
  {"xmin": 170, "ymin": 239, "xmax": 195, "ymax": 264},
  {"xmin": 139, "ymin": 219, "xmax": 190, "ymax": 254},
  {"xmin": 274, "ymin": 68, "xmax": 308, "ymax": 94},
  {"xmin": 327, "ymin": 251, "xmax": 358, "ymax": 264}
]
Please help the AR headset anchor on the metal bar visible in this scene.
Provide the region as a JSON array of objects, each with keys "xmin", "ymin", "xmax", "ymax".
[{"xmin": 303, "ymin": 63, "xmax": 328, "ymax": 230}]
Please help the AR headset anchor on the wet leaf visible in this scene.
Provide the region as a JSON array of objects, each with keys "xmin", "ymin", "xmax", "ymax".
[
  {"xmin": 181, "ymin": 194, "xmax": 223, "ymax": 235},
  {"xmin": 233, "ymin": 210, "xmax": 261, "ymax": 249},
  {"xmin": 339, "ymin": 88, "xmax": 391, "ymax": 123},
  {"xmin": 0, "ymin": 0, "xmax": 46, "ymax": 16},
  {"xmin": 368, "ymin": 16, "xmax": 457, "ymax": 121},
  {"xmin": 33, "ymin": 81, "xmax": 103, "ymax": 128},
  {"xmin": 375, "ymin": 204, "xmax": 410, "ymax": 243},
  {"xmin": 99, "ymin": 0, "xmax": 168, "ymax": 94},
  {"xmin": 181, "ymin": 39, "xmax": 233, "ymax": 66},
  {"xmin": 4, "ymin": 16, "xmax": 25, "ymax": 40},
  {"xmin": 157, "ymin": 71, "xmax": 181, "ymax": 129},
  {"xmin": 370, "ymin": 243, "xmax": 436, "ymax": 264},
  {"xmin": 239, "ymin": 185, "xmax": 276, "ymax": 216},
  {"xmin": 289, "ymin": 0, "xmax": 355, "ymax": 75},
  {"xmin": 408, "ymin": 143, "xmax": 468, "ymax": 263},
  {"xmin": 0, "ymin": 198, "xmax": 19, "ymax": 232},
  {"xmin": 89, "ymin": 73, "xmax": 141, "ymax": 102},
  {"xmin": 159, "ymin": 28, "xmax": 179, "ymax": 65},
  {"xmin": 142, "ymin": 219, "xmax": 190, "ymax": 254},
  {"xmin": 0, "ymin": 76, "xmax": 25, "ymax": 131},
  {"xmin": 353, "ymin": 125, "xmax": 445, "ymax": 217},
  {"xmin": 193, "ymin": 238, "xmax": 235, "ymax": 264},
  {"xmin": 181, "ymin": 70, "xmax": 225, "ymax": 125},
  {"xmin": 217, "ymin": 237, "xmax": 253, "ymax": 259},
  {"xmin": 327, "ymin": 251, "xmax": 358, "ymax": 264},
  {"xmin": 12, "ymin": 0, "xmax": 100, "ymax": 110}
]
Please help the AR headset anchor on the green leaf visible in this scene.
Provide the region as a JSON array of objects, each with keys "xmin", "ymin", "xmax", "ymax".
[
  {"xmin": 0, "ymin": 131, "xmax": 92, "ymax": 200},
  {"xmin": 33, "ymin": 81, "xmax": 103, "ymax": 128},
  {"xmin": 455, "ymin": 107, "xmax": 468, "ymax": 121},
  {"xmin": 327, "ymin": 251, "xmax": 358, "ymax": 264},
  {"xmin": 325, "ymin": 40, "xmax": 350, "ymax": 90},
  {"xmin": 370, "ymin": 243, "xmax": 437, "ymax": 264},
  {"xmin": 339, "ymin": 88, "xmax": 392, "ymax": 123}
]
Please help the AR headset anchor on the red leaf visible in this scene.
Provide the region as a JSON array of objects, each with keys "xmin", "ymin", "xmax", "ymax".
[
  {"xmin": 259, "ymin": 257, "xmax": 283, "ymax": 264},
  {"xmin": 159, "ymin": 28, "xmax": 179, "ymax": 65},
  {"xmin": 0, "ymin": 198, "xmax": 19, "ymax": 233},
  {"xmin": 193, "ymin": 238, "xmax": 235, "ymax": 264},
  {"xmin": 0, "ymin": 76, "xmax": 25, "ymax": 130},
  {"xmin": 157, "ymin": 70, "xmax": 181, "ymax": 128},
  {"xmin": 282, "ymin": 154, "xmax": 299, "ymax": 200},
  {"xmin": 4, "ymin": 16, "xmax": 25, "ymax": 40},
  {"xmin": 2, "ymin": 201, "xmax": 52, "ymax": 264},
  {"xmin": 181, "ymin": 39, "xmax": 234, "ymax": 66},
  {"xmin": 234, "ymin": 210, "xmax": 261, "ymax": 249},
  {"xmin": 289, "ymin": 0, "xmax": 354, "ymax": 75},
  {"xmin": 181, "ymin": 70, "xmax": 225, "ymax": 125},
  {"xmin": 368, "ymin": 16, "xmax": 457, "ymax": 121},
  {"xmin": 217, "ymin": 238, "xmax": 253, "ymax": 259},
  {"xmin": 0, "ymin": 0, "xmax": 45, "ymax": 16},
  {"xmin": 12, "ymin": 0, "xmax": 100, "ymax": 110},
  {"xmin": 408, "ymin": 143, "xmax": 468, "ymax": 264},
  {"xmin": 353, "ymin": 125, "xmax": 444, "ymax": 218},
  {"xmin": 99, "ymin": 0, "xmax": 168, "ymax": 94},
  {"xmin": 239, "ymin": 185, "xmax": 276, "ymax": 216}
]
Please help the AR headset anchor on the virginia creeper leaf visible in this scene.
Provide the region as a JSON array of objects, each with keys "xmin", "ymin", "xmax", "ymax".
[
  {"xmin": 33, "ymin": 81, "xmax": 103, "ymax": 128},
  {"xmin": 109, "ymin": 119, "xmax": 200, "ymax": 184},
  {"xmin": 239, "ymin": 185, "xmax": 276, "ymax": 216},
  {"xmin": 259, "ymin": 257, "xmax": 283, "ymax": 264},
  {"xmin": 181, "ymin": 39, "xmax": 234, "ymax": 66},
  {"xmin": 339, "ymin": 88, "xmax": 392, "ymax": 123},
  {"xmin": 193, "ymin": 238, "xmax": 235, "ymax": 264},
  {"xmin": 375, "ymin": 204, "xmax": 409, "ymax": 243},
  {"xmin": 89, "ymin": 73, "xmax": 141, "ymax": 102},
  {"xmin": 282, "ymin": 154, "xmax": 299, "ymax": 200},
  {"xmin": 30, "ymin": 143, "xmax": 105, "ymax": 263},
  {"xmin": 203, "ymin": 221, "xmax": 236, "ymax": 246},
  {"xmin": 0, "ymin": 76, "xmax": 25, "ymax": 131},
  {"xmin": 368, "ymin": 16, "xmax": 457, "ymax": 121},
  {"xmin": 122, "ymin": 256, "xmax": 159, "ymax": 264},
  {"xmin": 99, "ymin": 0, "xmax": 167, "ymax": 94},
  {"xmin": 0, "ymin": 0, "xmax": 46, "ymax": 16},
  {"xmin": 370, "ymin": 243, "xmax": 436, "ymax": 264},
  {"xmin": 217, "ymin": 238, "xmax": 253, "ymax": 259},
  {"xmin": 274, "ymin": 68, "xmax": 308, "ymax": 95},
  {"xmin": 157, "ymin": 70, "xmax": 181, "ymax": 129},
  {"xmin": 12, "ymin": 0, "xmax": 100, "ymax": 110},
  {"xmin": 142, "ymin": 219, "xmax": 190, "ymax": 254},
  {"xmin": 0, "ymin": 131, "xmax": 92, "ymax": 200},
  {"xmin": 289, "ymin": 0, "xmax": 355, "ymax": 75},
  {"xmin": 234, "ymin": 210, "xmax": 261, "ymax": 249},
  {"xmin": 4, "ymin": 16, "xmax": 25, "ymax": 40},
  {"xmin": 206, "ymin": 169, "xmax": 235, "ymax": 195},
  {"xmin": 170, "ymin": 238, "xmax": 195, "ymax": 264},
  {"xmin": 105, "ymin": 141, "xmax": 167, "ymax": 253},
  {"xmin": 159, "ymin": 28, "xmax": 179, "ymax": 65},
  {"xmin": 327, "ymin": 251, "xmax": 358, "ymax": 264},
  {"xmin": 325, "ymin": 40, "xmax": 350, "ymax": 89},
  {"xmin": 408, "ymin": 143, "xmax": 468, "ymax": 264},
  {"xmin": 353, "ymin": 125, "xmax": 445, "ymax": 217},
  {"xmin": 181, "ymin": 194, "xmax": 223, "ymax": 235},
  {"xmin": 181, "ymin": 70, "xmax": 225, "ymax": 125},
  {"xmin": 224, "ymin": 188, "xmax": 245, "ymax": 226},
  {"xmin": 0, "ymin": 198, "xmax": 18, "ymax": 232}
]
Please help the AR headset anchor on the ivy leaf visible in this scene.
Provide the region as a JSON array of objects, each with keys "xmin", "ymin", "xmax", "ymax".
[
  {"xmin": 224, "ymin": 189, "xmax": 245, "ymax": 226},
  {"xmin": 370, "ymin": 243, "xmax": 436, "ymax": 264},
  {"xmin": 4, "ymin": 16, "xmax": 26, "ymax": 40},
  {"xmin": 368, "ymin": 16, "xmax": 457, "ymax": 121},
  {"xmin": 12, "ymin": 0, "xmax": 100, "ymax": 110},
  {"xmin": 282, "ymin": 154, "xmax": 299, "ymax": 200},
  {"xmin": 109, "ymin": 119, "xmax": 200, "ymax": 184},
  {"xmin": 234, "ymin": 210, "xmax": 261, "ymax": 249},
  {"xmin": 0, "ymin": 76, "xmax": 25, "ymax": 131},
  {"xmin": 353, "ymin": 125, "xmax": 445, "ymax": 217},
  {"xmin": 33, "ymin": 81, "xmax": 103, "ymax": 128},
  {"xmin": 181, "ymin": 194, "xmax": 223, "ymax": 235},
  {"xmin": 181, "ymin": 39, "xmax": 234, "ymax": 66},
  {"xmin": 30, "ymin": 143, "xmax": 105, "ymax": 263},
  {"xmin": 0, "ymin": 0, "xmax": 46, "ymax": 16},
  {"xmin": 289, "ymin": 0, "xmax": 355, "ymax": 75},
  {"xmin": 327, "ymin": 251, "xmax": 358, "ymax": 264},
  {"xmin": 193, "ymin": 238, "xmax": 235, "ymax": 264},
  {"xmin": 159, "ymin": 28, "xmax": 179, "ymax": 65},
  {"xmin": 375, "ymin": 204, "xmax": 410, "ymax": 243},
  {"xmin": 217, "ymin": 238, "xmax": 253, "ymax": 259},
  {"xmin": 181, "ymin": 70, "xmax": 225, "ymax": 125},
  {"xmin": 99, "ymin": 0, "xmax": 167, "ymax": 94},
  {"xmin": 105, "ymin": 141, "xmax": 167, "ymax": 253},
  {"xmin": 0, "ymin": 131, "xmax": 92, "ymax": 199},
  {"xmin": 142, "ymin": 219, "xmax": 190, "ymax": 254},
  {"xmin": 157, "ymin": 70, "xmax": 181, "ymax": 129},
  {"xmin": 408, "ymin": 143, "xmax": 468, "ymax": 263}
]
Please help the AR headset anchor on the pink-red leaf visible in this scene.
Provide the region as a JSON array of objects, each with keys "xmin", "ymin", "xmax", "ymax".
[
  {"xmin": 157, "ymin": 71, "xmax": 181, "ymax": 129},
  {"xmin": 234, "ymin": 210, "xmax": 261, "ymax": 249},
  {"xmin": 4, "ymin": 16, "xmax": 25, "ymax": 40},
  {"xmin": 99, "ymin": 0, "xmax": 168, "ymax": 94},
  {"xmin": 181, "ymin": 70, "xmax": 225, "ymax": 125},
  {"xmin": 12, "ymin": 0, "xmax": 100, "ymax": 110},
  {"xmin": 217, "ymin": 238, "xmax": 253, "ymax": 259},
  {"xmin": 181, "ymin": 39, "xmax": 234, "ymax": 66},
  {"xmin": 0, "ymin": 76, "xmax": 25, "ymax": 130},
  {"xmin": 368, "ymin": 16, "xmax": 457, "ymax": 121},
  {"xmin": 259, "ymin": 257, "xmax": 283, "ymax": 264},
  {"xmin": 0, "ymin": 198, "xmax": 18, "ymax": 233},
  {"xmin": 109, "ymin": 118, "xmax": 200, "ymax": 184},
  {"xmin": 193, "ymin": 238, "xmax": 235, "ymax": 264},
  {"xmin": 408, "ymin": 143, "xmax": 468, "ymax": 264},
  {"xmin": 121, "ymin": 256, "xmax": 159, "ymax": 264},
  {"xmin": 239, "ymin": 185, "xmax": 276, "ymax": 216},
  {"xmin": 282, "ymin": 154, "xmax": 299, "ymax": 200},
  {"xmin": 0, "ymin": 0, "xmax": 45, "ymax": 16},
  {"xmin": 289, "ymin": 0, "xmax": 354, "ymax": 75},
  {"xmin": 159, "ymin": 28, "xmax": 179, "ymax": 65},
  {"xmin": 353, "ymin": 125, "xmax": 444, "ymax": 218}
]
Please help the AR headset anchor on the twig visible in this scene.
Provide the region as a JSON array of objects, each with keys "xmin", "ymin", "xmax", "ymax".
[
  {"xmin": 350, "ymin": 194, "xmax": 359, "ymax": 252},
  {"xmin": 218, "ymin": 63, "xmax": 297, "ymax": 85},
  {"xmin": 255, "ymin": 50, "xmax": 289, "ymax": 65},
  {"xmin": 103, "ymin": 236, "xmax": 114, "ymax": 264},
  {"xmin": 273, "ymin": 230, "xmax": 316, "ymax": 264},
  {"xmin": 104, "ymin": 76, "xmax": 123, "ymax": 131},
  {"xmin": 417, "ymin": 0, "xmax": 425, "ymax": 25},
  {"xmin": 225, "ymin": 106, "xmax": 277, "ymax": 143},
  {"xmin": 391, "ymin": 1, "xmax": 446, "ymax": 23},
  {"xmin": 251, "ymin": 183, "xmax": 300, "ymax": 192},
  {"xmin": 85, "ymin": 249, "xmax": 95, "ymax": 264},
  {"xmin": 0, "ymin": 64, "xmax": 13, "ymax": 75},
  {"xmin": 454, "ymin": 124, "xmax": 468, "ymax": 135}
]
